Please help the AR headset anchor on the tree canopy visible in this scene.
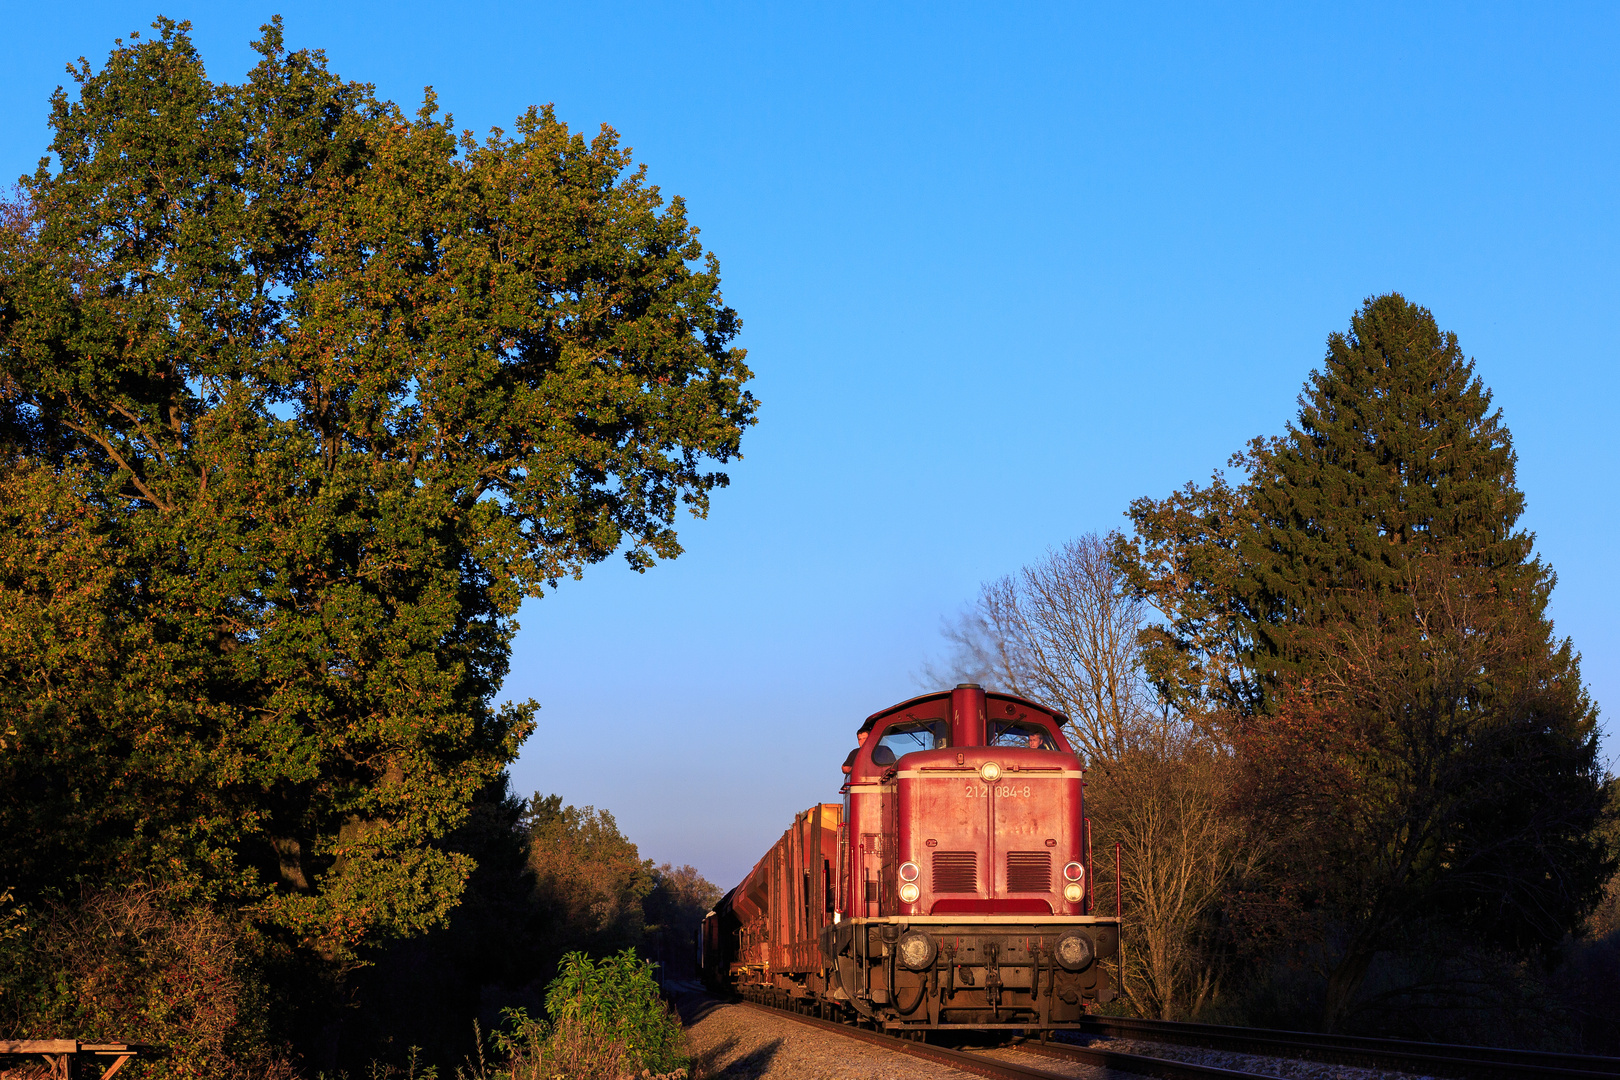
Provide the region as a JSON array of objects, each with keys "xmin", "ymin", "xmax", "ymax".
[
  {"xmin": 1238, "ymin": 293, "xmax": 1538, "ymax": 679},
  {"xmin": 1120, "ymin": 294, "xmax": 1608, "ymax": 1029},
  {"xmin": 0, "ymin": 17, "xmax": 755, "ymax": 958}
]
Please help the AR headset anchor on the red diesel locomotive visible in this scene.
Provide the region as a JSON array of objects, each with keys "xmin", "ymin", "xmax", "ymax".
[{"xmin": 700, "ymin": 683, "xmax": 1119, "ymax": 1030}]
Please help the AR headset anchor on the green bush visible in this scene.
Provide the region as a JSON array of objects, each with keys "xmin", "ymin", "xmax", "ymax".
[{"xmin": 495, "ymin": 950, "xmax": 687, "ymax": 1080}]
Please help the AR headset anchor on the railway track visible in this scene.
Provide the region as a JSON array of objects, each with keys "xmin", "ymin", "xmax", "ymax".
[
  {"xmin": 1071, "ymin": 1014, "xmax": 1620, "ymax": 1080},
  {"xmin": 736, "ymin": 987, "xmax": 1620, "ymax": 1080},
  {"xmin": 739, "ymin": 995, "xmax": 1278, "ymax": 1080}
]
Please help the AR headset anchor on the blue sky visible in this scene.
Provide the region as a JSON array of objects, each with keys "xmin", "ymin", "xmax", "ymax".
[{"xmin": 4, "ymin": 2, "xmax": 1616, "ymax": 888}]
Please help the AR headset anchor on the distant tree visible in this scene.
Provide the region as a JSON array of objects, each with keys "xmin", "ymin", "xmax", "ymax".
[
  {"xmin": 523, "ymin": 796, "xmax": 654, "ymax": 970},
  {"xmin": 1121, "ymin": 294, "xmax": 1609, "ymax": 1030},
  {"xmin": 0, "ymin": 17, "xmax": 755, "ymax": 960},
  {"xmin": 932, "ymin": 533, "xmax": 1172, "ymax": 763},
  {"xmin": 643, "ymin": 863, "xmax": 722, "ymax": 979}
]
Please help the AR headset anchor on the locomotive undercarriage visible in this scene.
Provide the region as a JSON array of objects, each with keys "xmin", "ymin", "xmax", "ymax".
[{"xmin": 735, "ymin": 916, "xmax": 1119, "ymax": 1030}]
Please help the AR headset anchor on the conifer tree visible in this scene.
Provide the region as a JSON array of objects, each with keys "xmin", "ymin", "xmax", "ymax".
[
  {"xmin": 1122, "ymin": 294, "xmax": 1609, "ymax": 1031},
  {"xmin": 1238, "ymin": 293, "xmax": 1539, "ymax": 676}
]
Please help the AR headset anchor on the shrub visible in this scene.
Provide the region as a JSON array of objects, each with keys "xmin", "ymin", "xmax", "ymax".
[
  {"xmin": 495, "ymin": 950, "xmax": 687, "ymax": 1080},
  {"xmin": 0, "ymin": 885, "xmax": 296, "ymax": 1079}
]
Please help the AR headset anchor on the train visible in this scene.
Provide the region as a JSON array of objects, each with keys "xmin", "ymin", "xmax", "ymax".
[{"xmin": 699, "ymin": 683, "xmax": 1120, "ymax": 1031}]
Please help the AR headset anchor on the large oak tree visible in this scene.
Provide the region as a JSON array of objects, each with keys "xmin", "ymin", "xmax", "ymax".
[{"xmin": 0, "ymin": 18, "xmax": 755, "ymax": 958}]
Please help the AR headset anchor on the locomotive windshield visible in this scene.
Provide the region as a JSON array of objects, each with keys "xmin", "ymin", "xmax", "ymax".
[
  {"xmin": 869, "ymin": 719, "xmax": 950, "ymax": 765},
  {"xmin": 990, "ymin": 719, "xmax": 1064, "ymax": 751}
]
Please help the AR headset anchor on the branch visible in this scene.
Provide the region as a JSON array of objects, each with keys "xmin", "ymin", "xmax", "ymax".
[
  {"xmin": 105, "ymin": 399, "xmax": 173, "ymax": 466},
  {"xmin": 63, "ymin": 399, "xmax": 175, "ymax": 513}
]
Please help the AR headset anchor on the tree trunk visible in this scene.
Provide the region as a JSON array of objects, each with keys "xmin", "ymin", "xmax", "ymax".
[{"xmin": 1321, "ymin": 941, "xmax": 1376, "ymax": 1033}]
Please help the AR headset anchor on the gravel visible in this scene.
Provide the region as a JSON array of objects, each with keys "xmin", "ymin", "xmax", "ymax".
[
  {"xmin": 669, "ymin": 983, "xmax": 1136, "ymax": 1080},
  {"xmin": 667, "ymin": 984, "xmax": 1441, "ymax": 1080},
  {"xmin": 668, "ymin": 983, "xmax": 978, "ymax": 1080}
]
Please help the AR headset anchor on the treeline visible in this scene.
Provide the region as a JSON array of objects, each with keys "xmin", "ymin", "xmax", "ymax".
[
  {"xmin": 331, "ymin": 786, "xmax": 719, "ymax": 1073},
  {"xmin": 0, "ymin": 16, "xmax": 747, "ymax": 1079},
  {"xmin": 0, "ymin": 781, "xmax": 719, "ymax": 1076},
  {"xmin": 938, "ymin": 294, "xmax": 1620, "ymax": 1048}
]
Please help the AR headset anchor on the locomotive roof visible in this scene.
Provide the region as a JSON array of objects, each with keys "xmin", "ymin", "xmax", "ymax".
[{"xmin": 855, "ymin": 686, "xmax": 1072, "ymax": 735}]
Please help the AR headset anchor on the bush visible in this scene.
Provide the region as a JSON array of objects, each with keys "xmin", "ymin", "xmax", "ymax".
[
  {"xmin": 495, "ymin": 950, "xmax": 687, "ymax": 1080},
  {"xmin": 0, "ymin": 885, "xmax": 296, "ymax": 1079}
]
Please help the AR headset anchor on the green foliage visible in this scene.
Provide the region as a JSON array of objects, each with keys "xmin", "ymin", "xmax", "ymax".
[
  {"xmin": 492, "ymin": 950, "xmax": 685, "ymax": 1079},
  {"xmin": 1586, "ymin": 777, "xmax": 1620, "ymax": 940},
  {"xmin": 0, "ymin": 888, "xmax": 22, "ymax": 946},
  {"xmin": 1236, "ymin": 293, "xmax": 1539, "ymax": 680},
  {"xmin": 0, "ymin": 15, "xmax": 754, "ymax": 961},
  {"xmin": 544, "ymin": 950, "xmax": 684, "ymax": 1069},
  {"xmin": 306, "ymin": 777, "xmax": 541, "ymax": 1076},
  {"xmin": 1114, "ymin": 466, "xmax": 1262, "ymax": 721}
]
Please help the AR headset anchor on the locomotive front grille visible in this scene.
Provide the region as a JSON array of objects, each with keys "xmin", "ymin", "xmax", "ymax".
[
  {"xmin": 932, "ymin": 851, "xmax": 977, "ymax": 893},
  {"xmin": 1006, "ymin": 851, "xmax": 1051, "ymax": 892}
]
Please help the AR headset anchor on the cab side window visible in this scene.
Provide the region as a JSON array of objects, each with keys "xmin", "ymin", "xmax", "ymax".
[
  {"xmin": 870, "ymin": 719, "xmax": 950, "ymax": 766},
  {"xmin": 989, "ymin": 719, "xmax": 1064, "ymax": 752}
]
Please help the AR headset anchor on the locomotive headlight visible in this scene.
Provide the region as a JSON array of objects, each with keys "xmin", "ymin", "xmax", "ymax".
[
  {"xmin": 1054, "ymin": 931, "xmax": 1094, "ymax": 971},
  {"xmin": 979, "ymin": 761, "xmax": 1001, "ymax": 782},
  {"xmin": 1063, "ymin": 862, "xmax": 1084, "ymax": 882},
  {"xmin": 896, "ymin": 929, "xmax": 937, "ymax": 970},
  {"xmin": 1063, "ymin": 882, "xmax": 1084, "ymax": 903},
  {"xmin": 899, "ymin": 861, "xmax": 920, "ymax": 882},
  {"xmin": 898, "ymin": 882, "xmax": 920, "ymax": 903}
]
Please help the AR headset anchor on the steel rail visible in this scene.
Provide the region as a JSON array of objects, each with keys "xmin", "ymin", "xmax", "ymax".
[
  {"xmin": 738, "ymin": 1000, "xmax": 1276, "ymax": 1080},
  {"xmin": 1072, "ymin": 1015, "xmax": 1620, "ymax": 1080}
]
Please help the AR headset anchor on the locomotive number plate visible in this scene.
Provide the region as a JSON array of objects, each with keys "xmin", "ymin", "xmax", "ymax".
[{"xmin": 964, "ymin": 784, "xmax": 1033, "ymax": 798}]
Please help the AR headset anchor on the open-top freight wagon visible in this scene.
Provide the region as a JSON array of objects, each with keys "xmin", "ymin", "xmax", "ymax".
[{"xmin": 700, "ymin": 684, "xmax": 1119, "ymax": 1031}]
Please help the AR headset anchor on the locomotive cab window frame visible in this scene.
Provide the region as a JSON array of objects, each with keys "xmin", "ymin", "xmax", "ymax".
[
  {"xmin": 989, "ymin": 718, "xmax": 1068, "ymax": 752},
  {"xmin": 867, "ymin": 718, "xmax": 951, "ymax": 767}
]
